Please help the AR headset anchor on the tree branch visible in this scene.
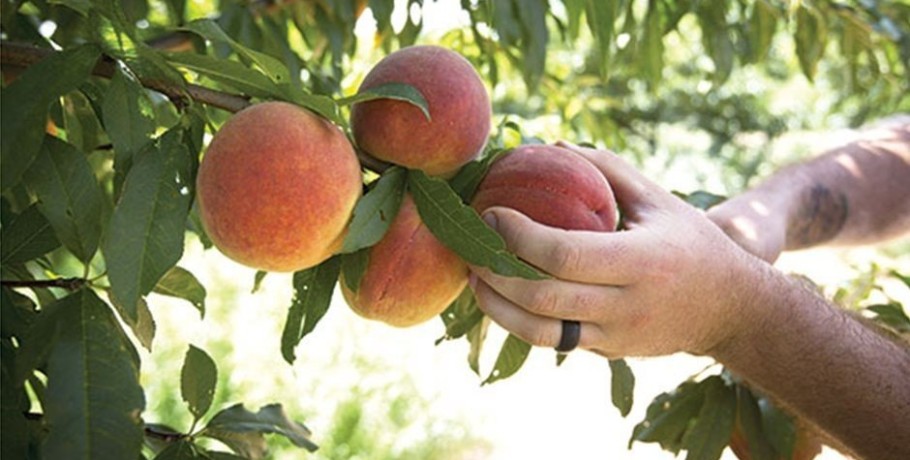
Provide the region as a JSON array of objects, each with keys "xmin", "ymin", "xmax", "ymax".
[
  {"xmin": 1, "ymin": 277, "xmax": 88, "ymax": 291},
  {"xmin": 1, "ymin": 41, "xmax": 391, "ymax": 172},
  {"xmin": 1, "ymin": 41, "xmax": 251, "ymax": 113}
]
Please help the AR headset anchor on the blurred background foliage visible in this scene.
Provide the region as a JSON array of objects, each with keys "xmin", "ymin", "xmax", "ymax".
[{"xmin": 3, "ymin": 0, "xmax": 909, "ymax": 459}]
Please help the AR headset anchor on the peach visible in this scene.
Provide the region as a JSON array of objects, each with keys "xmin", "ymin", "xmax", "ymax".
[
  {"xmin": 350, "ymin": 45, "xmax": 492, "ymax": 176},
  {"xmin": 342, "ymin": 194, "xmax": 468, "ymax": 327},
  {"xmin": 471, "ymin": 144, "xmax": 618, "ymax": 231},
  {"xmin": 196, "ymin": 101, "xmax": 361, "ymax": 272}
]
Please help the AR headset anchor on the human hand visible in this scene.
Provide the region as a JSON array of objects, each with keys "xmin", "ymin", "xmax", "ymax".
[{"xmin": 469, "ymin": 142, "xmax": 765, "ymax": 358}]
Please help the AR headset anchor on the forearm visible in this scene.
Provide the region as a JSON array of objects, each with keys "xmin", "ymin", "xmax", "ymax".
[
  {"xmin": 714, "ymin": 261, "xmax": 910, "ymax": 459},
  {"xmin": 775, "ymin": 126, "xmax": 910, "ymax": 248},
  {"xmin": 708, "ymin": 122, "xmax": 910, "ymax": 257}
]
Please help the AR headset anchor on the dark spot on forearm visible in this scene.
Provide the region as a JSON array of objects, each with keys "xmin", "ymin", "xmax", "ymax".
[{"xmin": 786, "ymin": 184, "xmax": 848, "ymax": 249}]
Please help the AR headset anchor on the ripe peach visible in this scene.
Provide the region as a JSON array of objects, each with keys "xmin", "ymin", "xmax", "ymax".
[
  {"xmin": 342, "ymin": 194, "xmax": 468, "ymax": 327},
  {"xmin": 196, "ymin": 101, "xmax": 361, "ymax": 272},
  {"xmin": 471, "ymin": 144, "xmax": 618, "ymax": 231},
  {"xmin": 350, "ymin": 45, "xmax": 492, "ymax": 176}
]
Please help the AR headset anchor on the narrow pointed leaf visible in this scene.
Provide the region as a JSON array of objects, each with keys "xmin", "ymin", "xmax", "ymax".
[
  {"xmin": 0, "ymin": 204, "xmax": 61, "ymax": 265},
  {"xmin": 466, "ymin": 317, "xmax": 489, "ymax": 376},
  {"xmin": 153, "ymin": 266, "xmax": 207, "ymax": 318},
  {"xmin": 102, "ymin": 67, "xmax": 156, "ymax": 194},
  {"xmin": 42, "ymin": 289, "xmax": 145, "ymax": 460},
  {"xmin": 1, "ymin": 44, "xmax": 100, "ymax": 191},
  {"xmin": 23, "ymin": 136, "xmax": 104, "ymax": 263},
  {"xmin": 609, "ymin": 359, "xmax": 635, "ymax": 417},
  {"xmin": 280, "ymin": 257, "xmax": 341, "ymax": 364},
  {"xmin": 341, "ymin": 167, "xmax": 406, "ymax": 253},
  {"xmin": 407, "ymin": 170, "xmax": 544, "ymax": 280},
  {"xmin": 163, "ymin": 51, "xmax": 282, "ymax": 98},
  {"xmin": 482, "ymin": 334, "xmax": 531, "ymax": 385},
  {"xmin": 630, "ymin": 380, "xmax": 708, "ymax": 453},
  {"xmin": 181, "ymin": 345, "xmax": 217, "ymax": 422},
  {"xmin": 682, "ymin": 376, "xmax": 737, "ymax": 460},
  {"xmin": 202, "ymin": 403, "xmax": 317, "ymax": 455},
  {"xmin": 341, "ymin": 83, "xmax": 431, "ymax": 121},
  {"xmin": 735, "ymin": 384, "xmax": 776, "ymax": 460},
  {"xmin": 105, "ymin": 128, "xmax": 194, "ymax": 322},
  {"xmin": 183, "ymin": 19, "xmax": 291, "ymax": 84},
  {"xmin": 340, "ymin": 249, "xmax": 370, "ymax": 292}
]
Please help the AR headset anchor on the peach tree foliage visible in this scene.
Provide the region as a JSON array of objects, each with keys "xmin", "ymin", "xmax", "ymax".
[{"xmin": 1, "ymin": 1, "xmax": 909, "ymax": 460}]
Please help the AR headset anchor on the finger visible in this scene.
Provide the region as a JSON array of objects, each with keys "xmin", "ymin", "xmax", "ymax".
[
  {"xmin": 483, "ymin": 207, "xmax": 653, "ymax": 284},
  {"xmin": 471, "ymin": 265, "xmax": 623, "ymax": 322},
  {"xmin": 557, "ymin": 141, "xmax": 678, "ymax": 211},
  {"xmin": 471, "ymin": 277, "xmax": 605, "ymax": 350}
]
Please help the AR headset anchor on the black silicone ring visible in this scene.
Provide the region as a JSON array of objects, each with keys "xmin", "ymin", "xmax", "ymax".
[{"xmin": 555, "ymin": 320, "xmax": 581, "ymax": 353}]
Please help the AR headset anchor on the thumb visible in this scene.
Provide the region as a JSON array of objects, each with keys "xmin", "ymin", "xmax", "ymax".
[{"xmin": 557, "ymin": 141, "xmax": 675, "ymax": 210}]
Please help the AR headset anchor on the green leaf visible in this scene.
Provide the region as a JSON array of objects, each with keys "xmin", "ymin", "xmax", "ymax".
[
  {"xmin": 674, "ymin": 190, "xmax": 727, "ymax": 211},
  {"xmin": 407, "ymin": 170, "xmax": 544, "ymax": 280},
  {"xmin": 447, "ymin": 149, "xmax": 507, "ymax": 202},
  {"xmin": 585, "ymin": 0, "xmax": 620, "ymax": 78},
  {"xmin": 758, "ymin": 396, "xmax": 796, "ymax": 459},
  {"xmin": 1, "ymin": 44, "xmax": 100, "ymax": 192},
  {"xmin": 102, "ymin": 66, "xmax": 156, "ymax": 195},
  {"xmin": 153, "ymin": 439, "xmax": 205, "ymax": 459},
  {"xmin": 890, "ymin": 270, "xmax": 910, "ymax": 291},
  {"xmin": 1, "ymin": 287, "xmax": 37, "ymax": 339},
  {"xmin": 42, "ymin": 289, "xmax": 145, "ymax": 460},
  {"xmin": 104, "ymin": 128, "xmax": 195, "ymax": 322},
  {"xmin": 48, "ymin": 0, "xmax": 93, "ymax": 15},
  {"xmin": 181, "ymin": 345, "xmax": 217, "ymax": 423},
  {"xmin": 23, "ymin": 136, "xmax": 104, "ymax": 263},
  {"xmin": 630, "ymin": 381, "xmax": 708, "ymax": 453},
  {"xmin": 866, "ymin": 303, "xmax": 910, "ymax": 332},
  {"xmin": 0, "ymin": 204, "xmax": 61, "ymax": 265},
  {"xmin": 1, "ymin": 340, "xmax": 29, "ymax": 460},
  {"xmin": 184, "ymin": 19, "xmax": 291, "ymax": 84},
  {"xmin": 280, "ymin": 257, "xmax": 341, "ymax": 364},
  {"xmin": 251, "ymin": 271, "xmax": 267, "ymax": 293},
  {"xmin": 795, "ymin": 5, "xmax": 827, "ymax": 82},
  {"xmin": 609, "ymin": 359, "xmax": 635, "ymax": 417},
  {"xmin": 153, "ymin": 266, "xmax": 207, "ymax": 318},
  {"xmin": 341, "ymin": 167, "xmax": 406, "ymax": 253},
  {"xmin": 163, "ymin": 51, "xmax": 283, "ymax": 99},
  {"xmin": 108, "ymin": 292, "xmax": 157, "ymax": 352},
  {"xmin": 341, "ymin": 83, "xmax": 431, "ymax": 121},
  {"xmin": 735, "ymin": 384, "xmax": 776, "ymax": 460},
  {"xmin": 514, "ymin": 0, "xmax": 548, "ymax": 89},
  {"xmin": 640, "ymin": 0, "xmax": 664, "ymax": 88},
  {"xmin": 466, "ymin": 317, "xmax": 489, "ymax": 376},
  {"xmin": 340, "ymin": 249, "xmax": 370, "ymax": 293},
  {"xmin": 748, "ymin": 0, "xmax": 778, "ymax": 63},
  {"xmin": 482, "ymin": 334, "xmax": 531, "ymax": 385},
  {"xmin": 202, "ymin": 403, "xmax": 318, "ymax": 456},
  {"xmin": 437, "ymin": 288, "xmax": 484, "ymax": 343},
  {"xmin": 697, "ymin": 2, "xmax": 734, "ymax": 85},
  {"xmin": 682, "ymin": 376, "xmax": 736, "ymax": 460}
]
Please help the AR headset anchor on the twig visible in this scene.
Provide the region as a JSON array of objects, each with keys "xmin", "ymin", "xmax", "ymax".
[
  {"xmin": 1, "ymin": 41, "xmax": 389, "ymax": 172},
  {"xmin": 1, "ymin": 41, "xmax": 251, "ymax": 113},
  {"xmin": 1, "ymin": 277, "xmax": 88, "ymax": 291}
]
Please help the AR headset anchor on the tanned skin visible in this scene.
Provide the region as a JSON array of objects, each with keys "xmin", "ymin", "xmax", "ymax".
[{"xmin": 469, "ymin": 120, "xmax": 910, "ymax": 460}]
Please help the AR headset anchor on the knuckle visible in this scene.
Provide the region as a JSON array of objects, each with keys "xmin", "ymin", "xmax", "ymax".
[
  {"xmin": 526, "ymin": 284, "xmax": 559, "ymax": 315},
  {"xmin": 548, "ymin": 240, "xmax": 584, "ymax": 275}
]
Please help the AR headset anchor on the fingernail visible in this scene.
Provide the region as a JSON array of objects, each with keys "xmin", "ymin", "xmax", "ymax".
[
  {"xmin": 468, "ymin": 273, "xmax": 478, "ymax": 290},
  {"xmin": 482, "ymin": 211, "xmax": 498, "ymax": 231}
]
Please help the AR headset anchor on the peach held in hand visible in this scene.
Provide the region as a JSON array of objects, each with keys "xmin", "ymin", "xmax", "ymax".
[
  {"xmin": 472, "ymin": 144, "xmax": 618, "ymax": 232},
  {"xmin": 197, "ymin": 101, "xmax": 362, "ymax": 272},
  {"xmin": 342, "ymin": 194, "xmax": 469, "ymax": 327},
  {"xmin": 351, "ymin": 45, "xmax": 492, "ymax": 176}
]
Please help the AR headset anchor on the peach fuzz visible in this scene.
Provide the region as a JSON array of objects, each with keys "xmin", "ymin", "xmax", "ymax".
[
  {"xmin": 471, "ymin": 144, "xmax": 618, "ymax": 232},
  {"xmin": 350, "ymin": 45, "xmax": 491, "ymax": 176},
  {"xmin": 342, "ymin": 194, "xmax": 469, "ymax": 327},
  {"xmin": 196, "ymin": 101, "xmax": 362, "ymax": 272}
]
